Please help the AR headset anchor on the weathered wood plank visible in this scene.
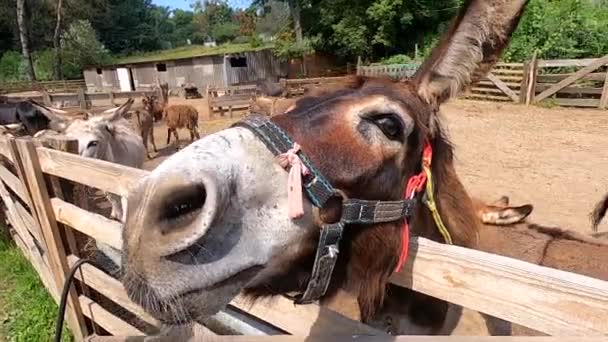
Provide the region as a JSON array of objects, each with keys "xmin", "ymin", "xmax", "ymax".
[
  {"xmin": 67, "ymin": 255, "xmax": 159, "ymax": 327},
  {"xmin": 52, "ymin": 198, "xmax": 122, "ymax": 250},
  {"xmin": 0, "ymin": 138, "xmax": 14, "ymax": 162},
  {"xmin": 79, "ymin": 295, "xmax": 144, "ymax": 336},
  {"xmin": 11, "ymin": 230, "xmax": 59, "ymax": 301},
  {"xmin": 599, "ymin": 70, "xmax": 608, "ymax": 109},
  {"xmin": 535, "ymin": 54, "xmax": 608, "ymax": 102},
  {"xmin": 14, "ymin": 139, "xmax": 88, "ymax": 341},
  {"xmin": 230, "ymin": 295, "xmax": 382, "ymax": 336},
  {"xmin": 551, "ymin": 98, "xmax": 601, "ymax": 108},
  {"xmin": 485, "ymin": 73, "xmax": 519, "ymax": 102},
  {"xmin": 36, "ymin": 147, "xmax": 147, "ymax": 197},
  {"xmin": 538, "ymin": 58, "xmax": 604, "ymax": 68},
  {"xmin": 525, "ymin": 51, "xmax": 539, "ymax": 105},
  {"xmin": 534, "ymin": 84, "xmax": 604, "ymax": 95},
  {"xmin": 0, "ymin": 162, "xmax": 29, "ymax": 205},
  {"xmin": 390, "ymin": 237, "xmax": 608, "ymax": 336},
  {"xmin": 537, "ymin": 72, "xmax": 607, "ymax": 83}
]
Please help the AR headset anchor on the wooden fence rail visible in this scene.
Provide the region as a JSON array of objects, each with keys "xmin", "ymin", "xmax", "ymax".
[
  {"xmin": 0, "ymin": 79, "xmax": 86, "ymax": 94},
  {"xmin": 1, "ymin": 134, "xmax": 608, "ymax": 340},
  {"xmin": 2, "ymin": 89, "xmax": 159, "ymax": 110}
]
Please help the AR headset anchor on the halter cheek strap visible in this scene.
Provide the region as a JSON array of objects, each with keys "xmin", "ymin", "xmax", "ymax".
[{"xmin": 233, "ymin": 115, "xmax": 417, "ymax": 304}]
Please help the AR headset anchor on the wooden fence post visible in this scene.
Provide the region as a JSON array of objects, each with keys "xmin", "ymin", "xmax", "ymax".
[
  {"xmin": 78, "ymin": 88, "xmax": 87, "ymax": 110},
  {"xmin": 519, "ymin": 60, "xmax": 530, "ymax": 104},
  {"xmin": 14, "ymin": 138, "xmax": 88, "ymax": 341},
  {"xmin": 42, "ymin": 91, "xmax": 52, "ymax": 106},
  {"xmin": 525, "ymin": 51, "xmax": 539, "ymax": 106},
  {"xmin": 599, "ymin": 69, "xmax": 608, "ymax": 110},
  {"xmin": 108, "ymin": 91, "xmax": 115, "ymax": 107}
]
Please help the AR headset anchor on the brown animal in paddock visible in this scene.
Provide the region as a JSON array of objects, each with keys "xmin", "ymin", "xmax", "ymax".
[
  {"xmin": 133, "ymin": 109, "xmax": 157, "ymax": 159},
  {"xmin": 142, "ymin": 83, "xmax": 169, "ymax": 122},
  {"xmin": 142, "ymin": 95, "xmax": 164, "ymax": 122},
  {"xmin": 163, "ymin": 104, "xmax": 200, "ymax": 146},
  {"xmin": 370, "ymin": 195, "xmax": 608, "ymax": 336},
  {"xmin": 121, "ymin": 0, "xmax": 529, "ymax": 333}
]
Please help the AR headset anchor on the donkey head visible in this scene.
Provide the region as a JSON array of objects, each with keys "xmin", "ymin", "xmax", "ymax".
[{"xmin": 122, "ymin": 0, "xmax": 528, "ymax": 324}]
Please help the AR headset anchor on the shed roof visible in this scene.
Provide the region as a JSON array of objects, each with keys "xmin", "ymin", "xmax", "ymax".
[{"xmin": 88, "ymin": 43, "xmax": 274, "ymax": 69}]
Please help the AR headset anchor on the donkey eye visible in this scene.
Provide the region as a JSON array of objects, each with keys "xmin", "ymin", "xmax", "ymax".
[
  {"xmin": 87, "ymin": 141, "xmax": 98, "ymax": 149},
  {"xmin": 371, "ymin": 114, "xmax": 403, "ymax": 140}
]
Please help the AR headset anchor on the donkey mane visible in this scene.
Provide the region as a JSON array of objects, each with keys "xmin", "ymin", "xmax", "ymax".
[{"xmin": 243, "ymin": 78, "xmax": 480, "ymax": 321}]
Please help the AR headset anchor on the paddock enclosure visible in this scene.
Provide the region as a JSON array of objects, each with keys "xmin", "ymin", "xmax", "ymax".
[{"xmin": 0, "ymin": 57, "xmax": 607, "ymax": 341}]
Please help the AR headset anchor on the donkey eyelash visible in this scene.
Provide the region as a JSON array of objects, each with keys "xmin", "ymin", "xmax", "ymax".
[{"xmin": 365, "ymin": 113, "xmax": 406, "ymax": 141}]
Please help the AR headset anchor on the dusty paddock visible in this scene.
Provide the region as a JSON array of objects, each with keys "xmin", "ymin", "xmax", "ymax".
[{"xmin": 141, "ymin": 97, "xmax": 608, "ymax": 234}]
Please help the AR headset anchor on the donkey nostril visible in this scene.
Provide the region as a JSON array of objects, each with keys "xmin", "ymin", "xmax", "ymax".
[{"xmin": 158, "ymin": 183, "xmax": 206, "ymax": 231}]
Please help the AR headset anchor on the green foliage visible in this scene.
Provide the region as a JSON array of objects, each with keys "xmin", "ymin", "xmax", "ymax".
[
  {"xmin": 0, "ymin": 51, "xmax": 23, "ymax": 81},
  {"xmin": 504, "ymin": 0, "xmax": 608, "ymax": 61},
  {"xmin": 212, "ymin": 22, "xmax": 240, "ymax": 43},
  {"xmin": 33, "ymin": 49, "xmax": 55, "ymax": 81},
  {"xmin": 90, "ymin": 0, "xmax": 164, "ymax": 54},
  {"xmin": 273, "ymin": 31, "xmax": 316, "ymax": 61},
  {"xmin": 254, "ymin": 0, "xmax": 290, "ymax": 38},
  {"xmin": 249, "ymin": 35, "xmax": 264, "ymax": 48},
  {"xmin": 117, "ymin": 43, "xmax": 272, "ymax": 64},
  {"xmin": 378, "ymin": 54, "xmax": 413, "ymax": 65},
  {"xmin": 0, "ymin": 237, "xmax": 72, "ymax": 341},
  {"xmin": 301, "ymin": 0, "xmax": 461, "ymax": 60},
  {"xmin": 61, "ymin": 20, "xmax": 113, "ymax": 79},
  {"xmin": 193, "ymin": 0, "xmax": 235, "ymax": 42}
]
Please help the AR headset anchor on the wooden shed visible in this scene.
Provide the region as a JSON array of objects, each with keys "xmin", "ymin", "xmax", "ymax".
[{"xmin": 83, "ymin": 48, "xmax": 288, "ymax": 93}]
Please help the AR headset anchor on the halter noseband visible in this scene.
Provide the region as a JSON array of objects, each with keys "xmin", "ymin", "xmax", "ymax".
[{"xmin": 233, "ymin": 114, "xmax": 419, "ymax": 304}]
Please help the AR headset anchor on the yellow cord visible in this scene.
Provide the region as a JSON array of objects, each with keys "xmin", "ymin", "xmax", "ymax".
[{"xmin": 422, "ymin": 165, "xmax": 453, "ymax": 245}]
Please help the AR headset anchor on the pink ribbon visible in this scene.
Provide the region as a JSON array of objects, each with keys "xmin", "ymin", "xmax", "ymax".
[{"xmin": 276, "ymin": 143, "xmax": 310, "ymax": 219}]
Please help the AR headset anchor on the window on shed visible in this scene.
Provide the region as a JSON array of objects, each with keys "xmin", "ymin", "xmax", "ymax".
[
  {"xmin": 96, "ymin": 68, "xmax": 102, "ymax": 75},
  {"xmin": 229, "ymin": 57, "xmax": 247, "ymax": 68},
  {"xmin": 156, "ymin": 63, "xmax": 167, "ymax": 72}
]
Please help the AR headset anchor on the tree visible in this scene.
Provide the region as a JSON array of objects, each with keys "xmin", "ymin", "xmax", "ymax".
[
  {"xmin": 16, "ymin": 0, "xmax": 36, "ymax": 80},
  {"xmin": 192, "ymin": 0, "xmax": 234, "ymax": 42},
  {"xmin": 170, "ymin": 9, "xmax": 195, "ymax": 46},
  {"xmin": 287, "ymin": 0, "xmax": 302, "ymax": 42},
  {"xmin": 254, "ymin": 0, "xmax": 290, "ymax": 38},
  {"xmin": 53, "ymin": 0, "xmax": 64, "ymax": 80},
  {"xmin": 61, "ymin": 20, "xmax": 112, "ymax": 78}
]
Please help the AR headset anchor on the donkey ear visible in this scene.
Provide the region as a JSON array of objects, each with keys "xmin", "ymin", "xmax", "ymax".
[
  {"xmin": 413, "ymin": 0, "xmax": 528, "ymax": 107},
  {"xmin": 102, "ymin": 98, "xmax": 134, "ymax": 121},
  {"xmin": 480, "ymin": 204, "xmax": 533, "ymax": 226}
]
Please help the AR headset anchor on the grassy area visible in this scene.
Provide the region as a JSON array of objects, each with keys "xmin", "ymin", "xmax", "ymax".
[
  {"xmin": 115, "ymin": 43, "xmax": 274, "ymax": 65},
  {"xmin": 0, "ymin": 236, "xmax": 72, "ymax": 342}
]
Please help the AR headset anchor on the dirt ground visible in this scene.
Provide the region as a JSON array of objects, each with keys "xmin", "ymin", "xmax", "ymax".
[{"xmin": 140, "ymin": 97, "xmax": 608, "ymax": 234}]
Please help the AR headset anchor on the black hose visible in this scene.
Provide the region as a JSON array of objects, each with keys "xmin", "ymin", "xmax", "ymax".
[{"xmin": 54, "ymin": 258, "xmax": 95, "ymax": 342}]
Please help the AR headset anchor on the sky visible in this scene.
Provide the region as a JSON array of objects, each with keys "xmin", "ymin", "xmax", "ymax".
[{"xmin": 152, "ymin": 0, "xmax": 253, "ymax": 10}]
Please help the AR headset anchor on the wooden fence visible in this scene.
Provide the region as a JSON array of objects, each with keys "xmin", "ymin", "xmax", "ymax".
[
  {"xmin": 353, "ymin": 56, "xmax": 608, "ymax": 109},
  {"xmin": 205, "ymin": 84, "xmax": 257, "ymax": 118},
  {"xmin": 525, "ymin": 54, "xmax": 608, "ymax": 109},
  {"xmin": 357, "ymin": 64, "xmax": 419, "ymax": 79},
  {"xmin": 280, "ymin": 76, "xmax": 350, "ymax": 97},
  {"xmin": 3, "ymin": 89, "xmax": 159, "ymax": 110},
  {"xmin": 0, "ymin": 79, "xmax": 86, "ymax": 95},
  {"xmin": 1, "ymin": 134, "xmax": 608, "ymax": 340}
]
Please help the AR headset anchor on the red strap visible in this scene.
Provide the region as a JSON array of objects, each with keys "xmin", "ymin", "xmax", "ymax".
[{"xmin": 394, "ymin": 140, "xmax": 433, "ymax": 273}]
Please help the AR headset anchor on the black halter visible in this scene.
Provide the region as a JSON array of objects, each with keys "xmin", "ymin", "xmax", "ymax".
[{"xmin": 233, "ymin": 114, "xmax": 417, "ymax": 304}]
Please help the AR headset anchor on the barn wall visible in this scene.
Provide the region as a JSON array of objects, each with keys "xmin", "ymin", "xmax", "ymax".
[
  {"xmin": 225, "ymin": 50, "xmax": 288, "ymax": 85},
  {"xmin": 131, "ymin": 63, "xmax": 157, "ymax": 89},
  {"xmin": 83, "ymin": 69, "xmax": 101, "ymax": 91},
  {"xmin": 88, "ymin": 49, "xmax": 287, "ymax": 92}
]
